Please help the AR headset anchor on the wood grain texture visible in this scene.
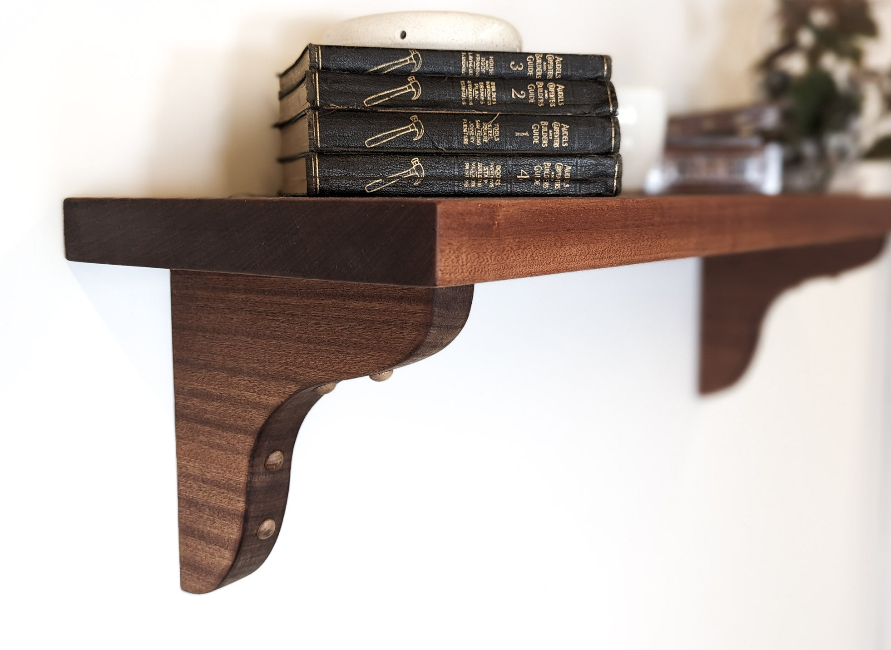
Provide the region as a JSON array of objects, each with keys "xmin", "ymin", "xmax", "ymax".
[
  {"xmin": 64, "ymin": 196, "xmax": 891, "ymax": 286},
  {"xmin": 172, "ymin": 271, "xmax": 473, "ymax": 593},
  {"xmin": 699, "ymin": 238, "xmax": 886, "ymax": 394}
]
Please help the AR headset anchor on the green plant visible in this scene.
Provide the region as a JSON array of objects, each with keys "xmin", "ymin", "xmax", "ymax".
[{"xmin": 759, "ymin": 0, "xmax": 891, "ymax": 160}]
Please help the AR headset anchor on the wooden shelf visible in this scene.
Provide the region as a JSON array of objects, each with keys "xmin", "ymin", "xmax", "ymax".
[
  {"xmin": 63, "ymin": 194, "xmax": 891, "ymax": 594},
  {"xmin": 64, "ymin": 195, "xmax": 891, "ymax": 287}
]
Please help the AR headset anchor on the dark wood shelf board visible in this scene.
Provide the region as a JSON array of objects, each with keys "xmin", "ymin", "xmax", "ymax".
[
  {"xmin": 63, "ymin": 193, "xmax": 891, "ymax": 593},
  {"xmin": 64, "ymin": 195, "xmax": 891, "ymax": 287}
]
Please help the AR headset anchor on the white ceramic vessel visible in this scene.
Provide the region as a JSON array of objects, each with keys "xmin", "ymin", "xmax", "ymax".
[
  {"xmin": 615, "ymin": 86, "xmax": 668, "ymax": 192},
  {"xmin": 322, "ymin": 11, "xmax": 522, "ymax": 51}
]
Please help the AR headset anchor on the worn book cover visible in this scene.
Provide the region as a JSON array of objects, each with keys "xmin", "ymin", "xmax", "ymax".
[
  {"xmin": 667, "ymin": 104, "xmax": 781, "ymax": 138},
  {"xmin": 279, "ymin": 110, "xmax": 620, "ymax": 157},
  {"xmin": 279, "ymin": 44, "xmax": 612, "ymax": 93},
  {"xmin": 281, "ymin": 153, "xmax": 622, "ymax": 197},
  {"xmin": 278, "ymin": 71, "xmax": 618, "ymax": 123}
]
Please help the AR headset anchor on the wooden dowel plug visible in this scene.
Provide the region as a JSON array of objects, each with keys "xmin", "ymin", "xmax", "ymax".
[
  {"xmin": 314, "ymin": 382, "xmax": 338, "ymax": 395},
  {"xmin": 257, "ymin": 519, "xmax": 276, "ymax": 540},
  {"xmin": 264, "ymin": 451, "xmax": 284, "ymax": 472}
]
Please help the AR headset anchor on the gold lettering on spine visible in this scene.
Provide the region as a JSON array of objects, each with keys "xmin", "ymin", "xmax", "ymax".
[
  {"xmin": 463, "ymin": 160, "xmax": 502, "ymax": 188},
  {"xmin": 531, "ymin": 122, "xmax": 571, "ymax": 149},
  {"xmin": 541, "ymin": 161, "xmax": 552, "ymax": 189},
  {"xmin": 462, "ymin": 114, "xmax": 501, "ymax": 147},
  {"xmin": 521, "ymin": 54, "xmax": 567, "ymax": 80},
  {"xmin": 461, "ymin": 80, "xmax": 497, "ymax": 106},
  {"xmin": 460, "ymin": 51, "xmax": 496, "ymax": 76},
  {"xmin": 522, "ymin": 159, "xmax": 575, "ymax": 192}
]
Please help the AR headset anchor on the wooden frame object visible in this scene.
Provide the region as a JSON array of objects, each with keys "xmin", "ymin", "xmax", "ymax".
[
  {"xmin": 699, "ymin": 239, "xmax": 886, "ymax": 393},
  {"xmin": 64, "ymin": 195, "xmax": 891, "ymax": 592},
  {"xmin": 172, "ymin": 272, "xmax": 471, "ymax": 593}
]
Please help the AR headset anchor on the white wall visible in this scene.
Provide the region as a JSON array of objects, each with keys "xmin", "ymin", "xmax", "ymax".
[{"xmin": 2, "ymin": 1, "xmax": 890, "ymax": 648}]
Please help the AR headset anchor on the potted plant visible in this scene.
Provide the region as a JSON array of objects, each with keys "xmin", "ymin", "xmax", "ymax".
[{"xmin": 759, "ymin": 0, "xmax": 891, "ymax": 192}]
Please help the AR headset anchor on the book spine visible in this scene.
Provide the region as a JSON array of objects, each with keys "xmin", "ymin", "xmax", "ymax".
[
  {"xmin": 287, "ymin": 153, "xmax": 622, "ymax": 197},
  {"xmin": 303, "ymin": 71, "xmax": 617, "ymax": 117},
  {"xmin": 300, "ymin": 45, "xmax": 610, "ymax": 82},
  {"xmin": 667, "ymin": 104, "xmax": 781, "ymax": 138},
  {"xmin": 283, "ymin": 111, "xmax": 619, "ymax": 156}
]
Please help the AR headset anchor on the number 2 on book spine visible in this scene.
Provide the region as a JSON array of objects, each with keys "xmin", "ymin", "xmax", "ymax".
[{"xmin": 511, "ymin": 88, "xmax": 526, "ymax": 99}]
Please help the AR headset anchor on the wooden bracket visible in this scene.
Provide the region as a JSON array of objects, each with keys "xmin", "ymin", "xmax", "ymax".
[
  {"xmin": 699, "ymin": 238, "xmax": 886, "ymax": 394},
  {"xmin": 172, "ymin": 271, "xmax": 473, "ymax": 593}
]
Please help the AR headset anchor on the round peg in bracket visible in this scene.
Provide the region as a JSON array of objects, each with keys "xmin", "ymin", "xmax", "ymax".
[
  {"xmin": 257, "ymin": 519, "xmax": 276, "ymax": 540},
  {"xmin": 264, "ymin": 451, "xmax": 284, "ymax": 472}
]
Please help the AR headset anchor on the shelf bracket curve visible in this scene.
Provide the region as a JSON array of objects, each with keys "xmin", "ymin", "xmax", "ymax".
[
  {"xmin": 172, "ymin": 271, "xmax": 473, "ymax": 594},
  {"xmin": 699, "ymin": 238, "xmax": 886, "ymax": 394}
]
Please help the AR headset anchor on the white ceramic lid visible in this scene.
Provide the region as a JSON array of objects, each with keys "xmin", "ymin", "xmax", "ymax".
[{"xmin": 322, "ymin": 11, "xmax": 522, "ymax": 51}]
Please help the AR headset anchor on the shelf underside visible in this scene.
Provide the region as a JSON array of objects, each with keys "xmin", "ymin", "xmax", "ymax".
[{"xmin": 64, "ymin": 195, "xmax": 891, "ymax": 286}]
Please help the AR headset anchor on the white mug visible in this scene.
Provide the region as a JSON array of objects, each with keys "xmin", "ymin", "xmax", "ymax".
[{"xmin": 615, "ymin": 86, "xmax": 668, "ymax": 192}]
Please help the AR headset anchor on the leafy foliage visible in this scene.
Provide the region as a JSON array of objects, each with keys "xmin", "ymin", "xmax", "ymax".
[{"xmin": 759, "ymin": 0, "xmax": 890, "ymax": 157}]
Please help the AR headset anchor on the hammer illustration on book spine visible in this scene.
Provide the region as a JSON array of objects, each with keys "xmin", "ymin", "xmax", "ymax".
[
  {"xmin": 364, "ymin": 76, "xmax": 422, "ymax": 107},
  {"xmin": 364, "ymin": 158, "xmax": 425, "ymax": 193},
  {"xmin": 366, "ymin": 49, "xmax": 423, "ymax": 74},
  {"xmin": 364, "ymin": 115, "xmax": 425, "ymax": 148}
]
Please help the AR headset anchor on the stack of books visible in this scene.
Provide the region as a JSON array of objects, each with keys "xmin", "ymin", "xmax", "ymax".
[
  {"xmin": 275, "ymin": 44, "xmax": 621, "ymax": 197},
  {"xmin": 645, "ymin": 104, "xmax": 782, "ymax": 195}
]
